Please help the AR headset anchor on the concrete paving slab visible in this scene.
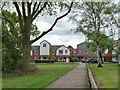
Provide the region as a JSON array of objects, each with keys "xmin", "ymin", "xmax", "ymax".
[{"xmin": 46, "ymin": 63, "xmax": 90, "ymax": 88}]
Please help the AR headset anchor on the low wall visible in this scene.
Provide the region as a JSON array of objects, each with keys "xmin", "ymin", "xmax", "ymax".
[{"xmin": 86, "ymin": 63, "xmax": 98, "ymax": 89}]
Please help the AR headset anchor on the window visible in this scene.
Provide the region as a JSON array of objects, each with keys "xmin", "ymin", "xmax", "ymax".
[
  {"xmin": 65, "ymin": 50, "xmax": 68, "ymax": 53},
  {"xmin": 43, "ymin": 57, "xmax": 46, "ymax": 59},
  {"xmin": 43, "ymin": 43, "xmax": 46, "ymax": 47},
  {"xmin": 59, "ymin": 50, "xmax": 63, "ymax": 54},
  {"xmin": 59, "ymin": 57, "xmax": 62, "ymax": 61},
  {"xmin": 63, "ymin": 57, "xmax": 66, "ymax": 59},
  {"xmin": 34, "ymin": 50, "xmax": 38, "ymax": 55}
]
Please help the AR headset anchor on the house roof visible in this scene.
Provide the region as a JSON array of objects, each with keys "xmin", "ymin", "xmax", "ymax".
[
  {"xmin": 77, "ymin": 42, "xmax": 86, "ymax": 46},
  {"xmin": 31, "ymin": 46, "xmax": 40, "ymax": 50},
  {"xmin": 40, "ymin": 40, "xmax": 51, "ymax": 45},
  {"xmin": 56, "ymin": 45, "xmax": 70, "ymax": 51},
  {"xmin": 77, "ymin": 42, "xmax": 88, "ymax": 51},
  {"xmin": 68, "ymin": 45, "xmax": 73, "ymax": 49},
  {"xmin": 51, "ymin": 45, "xmax": 62, "ymax": 51},
  {"xmin": 73, "ymin": 49, "xmax": 77, "ymax": 51}
]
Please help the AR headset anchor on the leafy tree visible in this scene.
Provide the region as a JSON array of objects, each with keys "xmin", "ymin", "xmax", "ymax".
[
  {"xmin": 104, "ymin": 2, "xmax": 120, "ymax": 64},
  {"xmin": 70, "ymin": 2, "xmax": 116, "ymax": 67},
  {"xmin": 2, "ymin": 11, "xmax": 22, "ymax": 72},
  {"xmin": 50, "ymin": 47, "xmax": 53, "ymax": 60},
  {"xmin": 2, "ymin": 1, "xmax": 73, "ymax": 73},
  {"xmin": 84, "ymin": 32, "xmax": 115, "ymax": 62},
  {"xmin": 2, "ymin": 10, "xmax": 39, "ymax": 72}
]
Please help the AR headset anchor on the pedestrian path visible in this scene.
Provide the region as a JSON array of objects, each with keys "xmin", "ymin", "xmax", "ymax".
[{"xmin": 47, "ymin": 63, "xmax": 90, "ymax": 88}]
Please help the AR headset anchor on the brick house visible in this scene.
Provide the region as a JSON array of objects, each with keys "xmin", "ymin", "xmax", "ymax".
[
  {"xmin": 31, "ymin": 46, "xmax": 40, "ymax": 62},
  {"xmin": 31, "ymin": 40, "xmax": 71, "ymax": 62},
  {"xmin": 51, "ymin": 45, "xmax": 62, "ymax": 61},
  {"xmin": 77, "ymin": 43, "xmax": 89, "ymax": 61},
  {"xmin": 39, "ymin": 40, "xmax": 51, "ymax": 60},
  {"xmin": 56, "ymin": 45, "xmax": 70, "ymax": 62},
  {"xmin": 31, "ymin": 40, "xmax": 98, "ymax": 62}
]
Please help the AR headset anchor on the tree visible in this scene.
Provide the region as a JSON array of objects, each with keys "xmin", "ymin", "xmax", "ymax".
[
  {"xmin": 50, "ymin": 47, "xmax": 53, "ymax": 60},
  {"xmin": 2, "ymin": 1, "xmax": 73, "ymax": 73},
  {"xmin": 70, "ymin": 2, "xmax": 116, "ymax": 67},
  {"xmin": 84, "ymin": 32, "xmax": 115, "ymax": 63},
  {"xmin": 104, "ymin": 2, "xmax": 120, "ymax": 64},
  {"xmin": 2, "ymin": 10, "xmax": 39, "ymax": 72}
]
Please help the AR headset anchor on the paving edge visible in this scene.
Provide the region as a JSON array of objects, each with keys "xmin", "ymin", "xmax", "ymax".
[{"xmin": 87, "ymin": 64, "xmax": 98, "ymax": 89}]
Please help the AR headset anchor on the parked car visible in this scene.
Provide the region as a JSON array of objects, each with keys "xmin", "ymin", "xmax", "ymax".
[
  {"xmin": 112, "ymin": 58, "xmax": 117, "ymax": 63},
  {"xmin": 81, "ymin": 58, "xmax": 86, "ymax": 63},
  {"xmin": 87, "ymin": 58, "xmax": 98, "ymax": 63}
]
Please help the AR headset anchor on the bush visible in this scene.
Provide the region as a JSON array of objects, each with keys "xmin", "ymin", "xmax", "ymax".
[
  {"xmin": 2, "ymin": 49, "xmax": 22, "ymax": 73},
  {"xmin": 35, "ymin": 60, "xmax": 55, "ymax": 63},
  {"xmin": 71, "ymin": 57, "xmax": 77, "ymax": 62}
]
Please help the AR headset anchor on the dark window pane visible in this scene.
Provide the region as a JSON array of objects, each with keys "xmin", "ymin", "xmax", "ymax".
[
  {"xmin": 43, "ymin": 43, "xmax": 46, "ymax": 47},
  {"xmin": 59, "ymin": 50, "xmax": 63, "ymax": 54}
]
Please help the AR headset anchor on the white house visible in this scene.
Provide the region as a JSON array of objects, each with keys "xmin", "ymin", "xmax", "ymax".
[
  {"xmin": 56, "ymin": 45, "xmax": 70, "ymax": 62},
  {"xmin": 40, "ymin": 40, "xmax": 51, "ymax": 60}
]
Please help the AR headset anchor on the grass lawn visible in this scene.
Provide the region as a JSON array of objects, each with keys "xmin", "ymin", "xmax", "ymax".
[
  {"xmin": 2, "ymin": 63, "xmax": 78, "ymax": 88},
  {"xmin": 89, "ymin": 63, "xmax": 118, "ymax": 88}
]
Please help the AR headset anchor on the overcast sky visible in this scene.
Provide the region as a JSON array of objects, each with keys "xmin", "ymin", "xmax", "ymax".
[
  {"xmin": 3, "ymin": 2, "xmax": 86, "ymax": 48},
  {"xmin": 4, "ymin": 1, "xmax": 119, "ymax": 48},
  {"xmin": 32, "ymin": 14, "xmax": 86, "ymax": 48},
  {"xmin": 31, "ymin": 11, "xmax": 118, "ymax": 48},
  {"xmin": 31, "ymin": 1, "xmax": 119, "ymax": 48}
]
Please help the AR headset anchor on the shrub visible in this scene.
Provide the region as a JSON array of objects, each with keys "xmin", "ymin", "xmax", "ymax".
[
  {"xmin": 35, "ymin": 60, "xmax": 55, "ymax": 63},
  {"xmin": 2, "ymin": 48, "xmax": 22, "ymax": 73},
  {"xmin": 71, "ymin": 57, "xmax": 77, "ymax": 62}
]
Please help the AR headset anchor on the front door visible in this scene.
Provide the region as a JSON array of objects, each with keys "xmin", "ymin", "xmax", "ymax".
[{"xmin": 63, "ymin": 57, "xmax": 66, "ymax": 62}]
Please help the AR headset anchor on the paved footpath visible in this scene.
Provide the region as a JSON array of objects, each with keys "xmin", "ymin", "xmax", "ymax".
[{"xmin": 47, "ymin": 63, "xmax": 90, "ymax": 88}]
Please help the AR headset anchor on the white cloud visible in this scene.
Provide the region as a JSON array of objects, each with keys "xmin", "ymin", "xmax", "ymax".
[
  {"xmin": 32, "ymin": 34, "xmax": 85, "ymax": 48},
  {"xmin": 33, "ymin": 21, "xmax": 52, "ymax": 32},
  {"xmin": 32, "ymin": 14, "xmax": 86, "ymax": 48}
]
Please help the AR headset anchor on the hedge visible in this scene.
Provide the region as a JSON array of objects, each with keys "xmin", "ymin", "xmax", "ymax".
[{"xmin": 35, "ymin": 60, "xmax": 55, "ymax": 63}]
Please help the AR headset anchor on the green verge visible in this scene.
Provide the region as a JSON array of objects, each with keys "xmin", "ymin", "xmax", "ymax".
[
  {"xmin": 2, "ymin": 63, "xmax": 78, "ymax": 88},
  {"xmin": 89, "ymin": 63, "xmax": 118, "ymax": 88},
  {"xmin": 118, "ymin": 64, "xmax": 120, "ymax": 90}
]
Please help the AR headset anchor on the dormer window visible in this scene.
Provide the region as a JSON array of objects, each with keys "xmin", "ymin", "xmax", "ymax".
[
  {"xmin": 43, "ymin": 43, "xmax": 46, "ymax": 47},
  {"xmin": 65, "ymin": 50, "xmax": 68, "ymax": 53}
]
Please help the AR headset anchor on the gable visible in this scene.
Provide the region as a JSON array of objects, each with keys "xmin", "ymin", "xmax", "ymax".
[
  {"xmin": 40, "ymin": 40, "xmax": 51, "ymax": 45},
  {"xmin": 57, "ymin": 45, "xmax": 70, "ymax": 51}
]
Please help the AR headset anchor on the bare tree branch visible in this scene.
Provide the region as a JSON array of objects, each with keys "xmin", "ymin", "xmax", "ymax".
[
  {"xmin": 22, "ymin": 2, "xmax": 26, "ymax": 21},
  {"xmin": 32, "ymin": 2, "xmax": 37, "ymax": 13},
  {"xmin": 32, "ymin": 2, "xmax": 41, "ymax": 17},
  {"xmin": 31, "ymin": 2, "xmax": 74, "ymax": 44},
  {"xmin": 13, "ymin": 2, "xmax": 24, "ymax": 32},
  {"xmin": 0, "ymin": 2, "xmax": 6, "ymax": 10},
  {"xmin": 13, "ymin": 2, "xmax": 22, "ymax": 16},
  {"xmin": 32, "ymin": 2, "xmax": 47, "ymax": 22},
  {"xmin": 27, "ymin": 2, "xmax": 32, "ymax": 18}
]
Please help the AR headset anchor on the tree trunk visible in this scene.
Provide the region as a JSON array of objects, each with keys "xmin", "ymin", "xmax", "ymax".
[
  {"xmin": 97, "ymin": 46, "xmax": 102, "ymax": 67},
  {"xmin": 99, "ymin": 51, "xmax": 104, "ymax": 63},
  {"xmin": 22, "ymin": 41, "xmax": 31, "ymax": 73},
  {"xmin": 21, "ymin": 18, "xmax": 31, "ymax": 73}
]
